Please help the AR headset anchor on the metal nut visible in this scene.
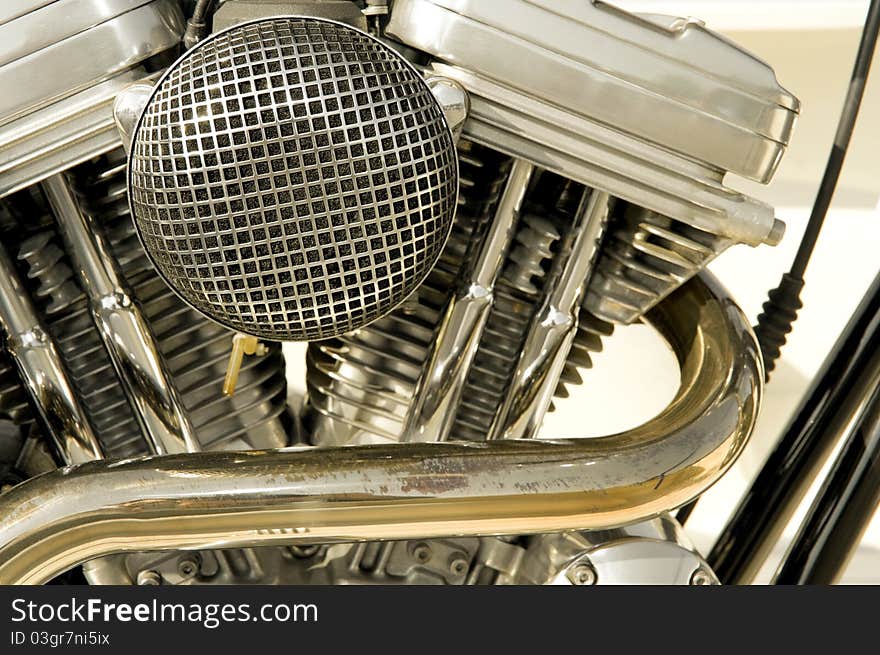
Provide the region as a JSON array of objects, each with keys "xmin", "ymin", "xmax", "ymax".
[{"xmin": 567, "ymin": 563, "xmax": 597, "ymax": 586}]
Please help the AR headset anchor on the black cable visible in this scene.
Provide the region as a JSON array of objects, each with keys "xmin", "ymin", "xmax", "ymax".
[
  {"xmin": 755, "ymin": 0, "xmax": 880, "ymax": 379},
  {"xmin": 791, "ymin": 0, "xmax": 880, "ymax": 279}
]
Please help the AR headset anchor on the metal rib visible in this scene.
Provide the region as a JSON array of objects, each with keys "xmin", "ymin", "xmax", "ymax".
[
  {"xmin": 0, "ymin": 271, "xmax": 762, "ymax": 584},
  {"xmin": 585, "ymin": 204, "xmax": 733, "ymax": 325}
]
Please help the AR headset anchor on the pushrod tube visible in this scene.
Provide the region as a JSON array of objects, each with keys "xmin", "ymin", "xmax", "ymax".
[
  {"xmin": 0, "ymin": 243, "xmax": 104, "ymax": 465},
  {"xmin": 0, "ymin": 272, "xmax": 761, "ymax": 584},
  {"xmin": 709, "ymin": 270, "xmax": 880, "ymax": 584},
  {"xmin": 41, "ymin": 173, "xmax": 200, "ymax": 455},
  {"xmin": 488, "ymin": 188, "xmax": 609, "ymax": 440},
  {"xmin": 403, "ymin": 159, "xmax": 533, "ymax": 442}
]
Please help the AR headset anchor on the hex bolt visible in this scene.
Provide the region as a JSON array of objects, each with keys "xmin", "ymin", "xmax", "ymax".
[
  {"xmin": 448, "ymin": 553, "xmax": 469, "ymax": 576},
  {"xmin": 567, "ymin": 562, "xmax": 597, "ymax": 586},
  {"xmin": 411, "ymin": 542, "xmax": 432, "ymax": 563},
  {"xmin": 690, "ymin": 568, "xmax": 714, "ymax": 586},
  {"xmin": 136, "ymin": 570, "xmax": 162, "ymax": 586},
  {"xmin": 177, "ymin": 557, "xmax": 199, "ymax": 578}
]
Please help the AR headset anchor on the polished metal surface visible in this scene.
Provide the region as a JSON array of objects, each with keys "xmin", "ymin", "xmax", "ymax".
[
  {"xmin": 585, "ymin": 204, "xmax": 734, "ymax": 325},
  {"xmin": 0, "ymin": 0, "xmax": 154, "ymax": 68},
  {"xmin": 0, "ymin": 70, "xmax": 160, "ymax": 199},
  {"xmin": 25, "ymin": 152, "xmax": 290, "ymax": 458},
  {"xmin": 426, "ymin": 76, "xmax": 469, "ymax": 141},
  {"xmin": 0, "ymin": 0, "xmax": 57, "ymax": 24},
  {"xmin": 128, "ymin": 17, "xmax": 458, "ymax": 341},
  {"xmin": 212, "ymin": 0, "xmax": 369, "ymax": 33},
  {"xmin": 450, "ymin": 207, "xmax": 562, "ymax": 441},
  {"xmin": 489, "ymin": 189, "xmax": 609, "ymax": 440},
  {"xmin": 0, "ymin": 0, "xmax": 182, "ymax": 198},
  {"xmin": 0, "ymin": 0, "xmax": 183, "ymax": 127},
  {"xmin": 424, "ymin": 60, "xmax": 786, "ymax": 250},
  {"xmin": 0, "ymin": 271, "xmax": 761, "ymax": 584},
  {"xmin": 0, "ymin": 0, "xmax": 801, "ymax": 587},
  {"xmin": 386, "ymin": 0, "xmax": 798, "ymax": 184},
  {"xmin": 403, "ymin": 159, "xmax": 533, "ymax": 443},
  {"xmin": 112, "ymin": 83, "xmax": 154, "ymax": 154},
  {"xmin": 84, "ymin": 538, "xmax": 489, "ymax": 585},
  {"xmin": 43, "ymin": 174, "xmax": 200, "ymax": 455},
  {"xmin": 304, "ymin": 140, "xmax": 509, "ymax": 446},
  {"xmin": 0, "ymin": 243, "xmax": 103, "ymax": 465},
  {"xmin": 84, "ymin": 517, "xmax": 712, "ymax": 586},
  {"xmin": 505, "ymin": 515, "xmax": 717, "ymax": 585}
]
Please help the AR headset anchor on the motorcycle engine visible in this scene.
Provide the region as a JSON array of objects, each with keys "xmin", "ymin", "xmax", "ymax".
[{"xmin": 0, "ymin": 0, "xmax": 798, "ymax": 585}]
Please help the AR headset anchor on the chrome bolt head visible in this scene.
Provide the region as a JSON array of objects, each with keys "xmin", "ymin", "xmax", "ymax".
[
  {"xmin": 411, "ymin": 542, "xmax": 432, "ymax": 563},
  {"xmin": 177, "ymin": 558, "xmax": 199, "ymax": 579},
  {"xmin": 690, "ymin": 568, "xmax": 714, "ymax": 586},
  {"xmin": 567, "ymin": 563, "xmax": 597, "ymax": 585},
  {"xmin": 136, "ymin": 570, "xmax": 161, "ymax": 586},
  {"xmin": 448, "ymin": 553, "xmax": 469, "ymax": 576}
]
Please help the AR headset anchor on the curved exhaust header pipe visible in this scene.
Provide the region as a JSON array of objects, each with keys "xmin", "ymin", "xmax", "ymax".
[{"xmin": 0, "ymin": 272, "xmax": 761, "ymax": 584}]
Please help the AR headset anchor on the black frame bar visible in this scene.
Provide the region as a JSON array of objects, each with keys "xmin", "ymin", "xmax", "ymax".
[{"xmin": 709, "ymin": 270, "xmax": 880, "ymax": 584}]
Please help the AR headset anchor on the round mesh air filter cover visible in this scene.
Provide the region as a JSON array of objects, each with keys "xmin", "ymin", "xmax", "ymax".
[{"xmin": 128, "ymin": 17, "xmax": 458, "ymax": 341}]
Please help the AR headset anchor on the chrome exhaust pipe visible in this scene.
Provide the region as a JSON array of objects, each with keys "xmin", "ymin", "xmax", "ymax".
[{"xmin": 0, "ymin": 272, "xmax": 761, "ymax": 584}]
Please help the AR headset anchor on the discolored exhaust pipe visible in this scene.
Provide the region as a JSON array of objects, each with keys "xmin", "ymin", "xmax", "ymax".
[{"xmin": 0, "ymin": 272, "xmax": 761, "ymax": 584}]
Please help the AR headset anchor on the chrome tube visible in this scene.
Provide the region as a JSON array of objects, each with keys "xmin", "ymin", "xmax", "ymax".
[
  {"xmin": 112, "ymin": 82, "xmax": 154, "ymax": 154},
  {"xmin": 0, "ymin": 272, "xmax": 761, "ymax": 584},
  {"xmin": 0, "ymin": 243, "xmax": 103, "ymax": 465},
  {"xmin": 488, "ymin": 188, "xmax": 609, "ymax": 440},
  {"xmin": 402, "ymin": 159, "xmax": 533, "ymax": 442},
  {"xmin": 42, "ymin": 174, "xmax": 199, "ymax": 455}
]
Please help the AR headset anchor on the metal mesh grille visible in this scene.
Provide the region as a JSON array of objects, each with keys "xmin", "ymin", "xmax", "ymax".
[{"xmin": 128, "ymin": 17, "xmax": 458, "ymax": 341}]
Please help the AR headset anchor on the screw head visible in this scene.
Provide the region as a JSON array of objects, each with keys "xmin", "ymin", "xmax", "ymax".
[
  {"xmin": 177, "ymin": 558, "xmax": 199, "ymax": 578},
  {"xmin": 136, "ymin": 570, "xmax": 162, "ymax": 586},
  {"xmin": 690, "ymin": 568, "xmax": 714, "ymax": 586},
  {"xmin": 411, "ymin": 542, "xmax": 432, "ymax": 563},
  {"xmin": 448, "ymin": 553, "xmax": 469, "ymax": 576},
  {"xmin": 567, "ymin": 563, "xmax": 597, "ymax": 586}
]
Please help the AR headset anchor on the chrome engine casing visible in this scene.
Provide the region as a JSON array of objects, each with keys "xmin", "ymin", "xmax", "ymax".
[
  {"xmin": 0, "ymin": 0, "xmax": 185, "ymax": 197},
  {"xmin": 0, "ymin": 0, "xmax": 798, "ymax": 585},
  {"xmin": 83, "ymin": 514, "xmax": 715, "ymax": 586}
]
